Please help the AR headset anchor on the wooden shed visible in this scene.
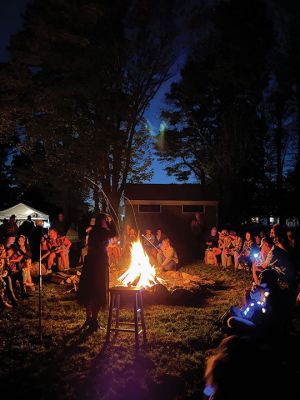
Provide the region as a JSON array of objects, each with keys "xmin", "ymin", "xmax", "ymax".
[{"xmin": 124, "ymin": 184, "xmax": 219, "ymax": 261}]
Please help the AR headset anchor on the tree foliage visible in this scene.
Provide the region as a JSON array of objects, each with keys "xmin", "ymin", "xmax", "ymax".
[
  {"xmin": 156, "ymin": 0, "xmax": 299, "ymax": 224},
  {"xmin": 1, "ymin": 0, "xmax": 178, "ymax": 215}
]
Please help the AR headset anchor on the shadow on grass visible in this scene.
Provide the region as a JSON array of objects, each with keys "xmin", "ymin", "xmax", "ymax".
[{"xmin": 78, "ymin": 339, "xmax": 188, "ymax": 400}]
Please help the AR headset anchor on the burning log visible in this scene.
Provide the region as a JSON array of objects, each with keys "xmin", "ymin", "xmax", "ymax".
[
  {"xmin": 118, "ymin": 239, "xmax": 164, "ymax": 288},
  {"xmin": 113, "ymin": 239, "xmax": 215, "ymax": 305}
]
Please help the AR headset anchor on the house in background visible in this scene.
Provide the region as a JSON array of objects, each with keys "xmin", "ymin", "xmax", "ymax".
[{"xmin": 124, "ymin": 184, "xmax": 219, "ymax": 261}]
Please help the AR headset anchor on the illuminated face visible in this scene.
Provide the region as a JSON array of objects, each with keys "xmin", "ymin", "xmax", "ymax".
[
  {"xmin": 49, "ymin": 230, "xmax": 57, "ymax": 240},
  {"xmin": 18, "ymin": 236, "xmax": 25, "ymax": 246},
  {"xmin": 146, "ymin": 229, "xmax": 152, "ymax": 236},
  {"xmin": 246, "ymin": 232, "xmax": 251, "ymax": 241},
  {"xmin": 270, "ymin": 228, "xmax": 275, "ymax": 238},
  {"xmin": 7, "ymin": 248, "xmax": 14, "ymax": 257},
  {"xmin": 162, "ymin": 239, "xmax": 170, "ymax": 248},
  {"xmin": 211, "ymin": 227, "xmax": 217, "ymax": 236},
  {"xmin": 25, "ymin": 259, "xmax": 31, "ymax": 268},
  {"xmin": 6, "ymin": 237, "xmax": 15, "ymax": 246},
  {"xmin": 90, "ymin": 217, "xmax": 96, "ymax": 226}
]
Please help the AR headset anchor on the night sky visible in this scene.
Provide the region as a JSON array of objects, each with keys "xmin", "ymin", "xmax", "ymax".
[{"xmin": 0, "ymin": 0, "xmax": 190, "ymax": 184}]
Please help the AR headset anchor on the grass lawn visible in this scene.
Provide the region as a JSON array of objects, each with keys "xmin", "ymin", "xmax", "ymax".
[{"xmin": 0, "ymin": 263, "xmax": 298, "ymax": 400}]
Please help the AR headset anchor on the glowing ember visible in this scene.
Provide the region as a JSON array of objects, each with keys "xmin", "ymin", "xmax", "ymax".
[{"xmin": 118, "ymin": 239, "xmax": 163, "ymax": 288}]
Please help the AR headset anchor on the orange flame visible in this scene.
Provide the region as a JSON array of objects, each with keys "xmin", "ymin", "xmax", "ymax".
[{"xmin": 118, "ymin": 239, "xmax": 162, "ymax": 288}]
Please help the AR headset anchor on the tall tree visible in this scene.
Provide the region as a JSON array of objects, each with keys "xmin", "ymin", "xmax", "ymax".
[
  {"xmin": 157, "ymin": 0, "xmax": 275, "ymax": 224},
  {"xmin": 263, "ymin": 72, "xmax": 297, "ymax": 223},
  {"xmin": 3, "ymin": 0, "xmax": 178, "ymax": 214},
  {"xmin": 269, "ymin": 0, "xmax": 300, "ymax": 221}
]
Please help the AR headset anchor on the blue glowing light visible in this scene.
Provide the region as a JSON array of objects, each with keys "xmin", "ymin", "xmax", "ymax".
[{"xmin": 203, "ymin": 384, "xmax": 215, "ymax": 397}]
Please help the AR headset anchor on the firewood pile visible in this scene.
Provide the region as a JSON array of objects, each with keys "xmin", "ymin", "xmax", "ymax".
[
  {"xmin": 50, "ymin": 270, "xmax": 81, "ymax": 293},
  {"xmin": 109, "ymin": 267, "xmax": 216, "ymax": 306}
]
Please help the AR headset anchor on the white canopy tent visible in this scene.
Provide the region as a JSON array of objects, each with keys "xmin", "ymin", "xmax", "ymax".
[{"xmin": 0, "ymin": 203, "xmax": 49, "ymax": 226}]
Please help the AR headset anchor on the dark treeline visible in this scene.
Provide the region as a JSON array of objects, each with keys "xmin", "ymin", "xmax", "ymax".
[
  {"xmin": 157, "ymin": 0, "xmax": 300, "ymax": 226},
  {"xmin": 0, "ymin": 0, "xmax": 299, "ymax": 226}
]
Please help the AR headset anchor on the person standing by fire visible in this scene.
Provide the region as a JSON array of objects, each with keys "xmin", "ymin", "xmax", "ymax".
[{"xmin": 77, "ymin": 213, "xmax": 117, "ymax": 332}]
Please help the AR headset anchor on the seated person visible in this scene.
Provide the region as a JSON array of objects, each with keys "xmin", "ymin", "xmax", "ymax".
[
  {"xmin": 14, "ymin": 235, "xmax": 32, "ymax": 261},
  {"xmin": 143, "ymin": 229, "xmax": 155, "ymax": 249},
  {"xmin": 227, "ymin": 269, "xmax": 286, "ymax": 337},
  {"xmin": 252, "ymin": 236, "xmax": 273, "ymax": 284},
  {"xmin": 23, "ymin": 258, "xmax": 35, "ymax": 290},
  {"xmin": 45, "ymin": 228, "xmax": 64, "ymax": 271},
  {"xmin": 0, "ymin": 255, "xmax": 18, "ymax": 306},
  {"xmin": 263, "ymin": 233, "xmax": 295, "ymax": 290},
  {"xmin": 6, "ymin": 247, "xmax": 29, "ymax": 298},
  {"xmin": 157, "ymin": 238, "xmax": 179, "ymax": 271},
  {"xmin": 218, "ymin": 229, "xmax": 232, "ymax": 267},
  {"xmin": 204, "ymin": 226, "xmax": 221, "ymax": 266},
  {"xmin": 123, "ymin": 227, "xmax": 137, "ymax": 261},
  {"xmin": 155, "ymin": 229, "xmax": 165, "ymax": 249},
  {"xmin": 14, "ymin": 235, "xmax": 34, "ymax": 288},
  {"xmin": 237, "ymin": 231, "xmax": 254, "ymax": 271},
  {"xmin": 254, "ymin": 234, "xmax": 261, "ymax": 248},
  {"xmin": 40, "ymin": 235, "xmax": 50, "ymax": 258},
  {"xmin": 107, "ymin": 236, "xmax": 121, "ymax": 267},
  {"xmin": 5, "ymin": 236, "xmax": 16, "ymax": 248},
  {"xmin": 57, "ymin": 234, "xmax": 72, "ymax": 271},
  {"xmin": 128, "ymin": 227, "xmax": 137, "ymax": 243},
  {"xmin": 0, "ymin": 257, "xmax": 12, "ymax": 308},
  {"xmin": 0, "ymin": 243, "xmax": 6, "ymax": 259},
  {"xmin": 228, "ymin": 231, "xmax": 243, "ymax": 271},
  {"xmin": 143, "ymin": 229, "xmax": 156, "ymax": 262}
]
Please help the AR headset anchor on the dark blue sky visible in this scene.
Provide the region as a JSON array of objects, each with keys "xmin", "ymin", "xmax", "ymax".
[{"xmin": 0, "ymin": 0, "xmax": 191, "ymax": 184}]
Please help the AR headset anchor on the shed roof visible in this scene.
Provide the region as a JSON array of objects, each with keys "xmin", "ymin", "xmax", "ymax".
[{"xmin": 124, "ymin": 184, "xmax": 218, "ymax": 202}]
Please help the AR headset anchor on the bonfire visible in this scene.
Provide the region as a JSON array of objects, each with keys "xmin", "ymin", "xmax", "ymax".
[
  {"xmin": 118, "ymin": 239, "xmax": 163, "ymax": 288},
  {"xmin": 115, "ymin": 239, "xmax": 215, "ymax": 305}
]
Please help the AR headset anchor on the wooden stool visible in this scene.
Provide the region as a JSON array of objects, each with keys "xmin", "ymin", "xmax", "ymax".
[{"xmin": 106, "ymin": 286, "xmax": 147, "ymax": 348}]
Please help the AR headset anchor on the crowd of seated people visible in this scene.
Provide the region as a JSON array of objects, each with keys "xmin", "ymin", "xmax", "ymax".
[
  {"xmin": 204, "ymin": 224, "xmax": 298, "ymax": 276},
  {"xmin": 98, "ymin": 224, "xmax": 179, "ymax": 271},
  {"xmin": 204, "ymin": 228, "xmax": 259, "ymax": 271},
  {"xmin": 203, "ymin": 224, "xmax": 299, "ymax": 400},
  {"xmin": 0, "ymin": 213, "xmax": 72, "ymax": 309}
]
